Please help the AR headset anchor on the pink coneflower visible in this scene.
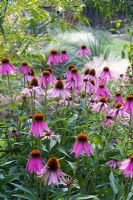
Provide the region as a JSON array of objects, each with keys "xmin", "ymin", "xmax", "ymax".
[
  {"xmin": 119, "ymin": 154, "xmax": 133, "ymax": 178},
  {"xmin": 25, "ymin": 68, "xmax": 35, "ymax": 81},
  {"xmin": 7, "ymin": 129, "xmax": 19, "ymax": 136},
  {"xmin": 56, "ymin": 76, "xmax": 62, "ymax": 80},
  {"xmin": 65, "ymin": 67, "xmax": 82, "ymax": 93},
  {"xmin": 40, "ymin": 157, "xmax": 66, "ymax": 185},
  {"xmin": 41, "ymin": 130, "xmax": 60, "ymax": 140},
  {"xmin": 113, "ymin": 139, "xmax": 120, "ymax": 144},
  {"xmin": 59, "ymin": 50, "xmax": 69, "ymax": 63},
  {"xmin": 83, "ymin": 68, "xmax": 90, "ymax": 77},
  {"xmin": 111, "ymin": 102, "xmax": 129, "ymax": 118},
  {"xmin": 83, "ymin": 79, "xmax": 96, "ymax": 94},
  {"xmin": 96, "ymin": 84, "xmax": 110, "ymax": 98},
  {"xmin": 100, "ymin": 67, "xmax": 113, "ymax": 80},
  {"xmin": 39, "ymin": 71, "xmax": 52, "ymax": 88},
  {"xmin": 48, "ymin": 80, "xmax": 70, "ymax": 99},
  {"xmin": 65, "ymin": 64, "xmax": 75, "ymax": 81},
  {"xmin": 29, "ymin": 77, "xmax": 39, "ymax": 87},
  {"xmin": 59, "ymin": 96, "xmax": 73, "ymax": 106},
  {"xmin": 30, "ymin": 113, "xmax": 50, "ymax": 137},
  {"xmin": 93, "ymin": 96, "xmax": 109, "ymax": 113},
  {"xmin": 76, "ymin": 45, "xmax": 91, "ymax": 56},
  {"xmin": 22, "ymin": 86, "xmax": 33, "ymax": 96},
  {"xmin": 18, "ymin": 62, "xmax": 31, "ymax": 75},
  {"xmin": 22, "ymin": 85, "xmax": 43, "ymax": 96},
  {"xmin": 88, "ymin": 69, "xmax": 97, "ymax": 81},
  {"xmin": 103, "ymin": 116, "xmax": 113, "ymax": 126},
  {"xmin": 71, "ymin": 133, "xmax": 93, "ymax": 158},
  {"xmin": 119, "ymin": 74, "xmax": 124, "ymax": 81},
  {"xmin": 114, "ymin": 91, "xmax": 124, "ymax": 103},
  {"xmin": 28, "ymin": 77, "xmax": 43, "ymax": 95},
  {"xmin": 46, "ymin": 67, "xmax": 56, "ymax": 83},
  {"xmin": 47, "ymin": 49, "xmax": 59, "ymax": 65},
  {"xmin": 0, "ymin": 58, "xmax": 15, "ymax": 75},
  {"xmin": 106, "ymin": 159, "xmax": 120, "ymax": 169},
  {"xmin": 26, "ymin": 150, "xmax": 43, "ymax": 173},
  {"xmin": 124, "ymin": 94, "xmax": 133, "ymax": 114},
  {"xmin": 97, "ymin": 77, "xmax": 106, "ymax": 85},
  {"xmin": 62, "ymin": 176, "xmax": 78, "ymax": 187}
]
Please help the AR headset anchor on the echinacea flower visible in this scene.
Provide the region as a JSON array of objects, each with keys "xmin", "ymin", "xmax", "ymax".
[
  {"xmin": 106, "ymin": 159, "xmax": 120, "ymax": 169},
  {"xmin": 41, "ymin": 130, "xmax": 60, "ymax": 141},
  {"xmin": 119, "ymin": 154, "xmax": 133, "ymax": 178},
  {"xmin": 28, "ymin": 77, "xmax": 43, "ymax": 95},
  {"xmin": 47, "ymin": 49, "xmax": 59, "ymax": 65},
  {"xmin": 59, "ymin": 96, "xmax": 73, "ymax": 105},
  {"xmin": 103, "ymin": 116, "xmax": 113, "ymax": 126},
  {"xmin": 30, "ymin": 113, "xmax": 50, "ymax": 137},
  {"xmin": 48, "ymin": 80, "xmax": 70, "ymax": 99},
  {"xmin": 65, "ymin": 67, "xmax": 82, "ymax": 93},
  {"xmin": 39, "ymin": 70, "xmax": 52, "ymax": 88},
  {"xmin": 96, "ymin": 84, "xmax": 110, "ymax": 98},
  {"xmin": 93, "ymin": 96, "xmax": 109, "ymax": 113},
  {"xmin": 124, "ymin": 94, "xmax": 133, "ymax": 114},
  {"xmin": 100, "ymin": 67, "xmax": 113, "ymax": 80},
  {"xmin": 22, "ymin": 86, "xmax": 33, "ymax": 96},
  {"xmin": 56, "ymin": 76, "xmax": 62, "ymax": 80},
  {"xmin": 29, "ymin": 77, "xmax": 38, "ymax": 87},
  {"xmin": 0, "ymin": 58, "xmax": 15, "ymax": 75},
  {"xmin": 113, "ymin": 139, "xmax": 120, "ymax": 144},
  {"xmin": 65, "ymin": 64, "xmax": 75, "ymax": 81},
  {"xmin": 71, "ymin": 133, "xmax": 93, "ymax": 158},
  {"xmin": 26, "ymin": 150, "xmax": 43, "ymax": 173},
  {"xmin": 22, "ymin": 85, "xmax": 43, "ymax": 96},
  {"xmin": 25, "ymin": 68, "xmax": 35, "ymax": 81},
  {"xmin": 114, "ymin": 91, "xmax": 124, "ymax": 103},
  {"xmin": 97, "ymin": 77, "xmax": 106, "ymax": 85},
  {"xmin": 119, "ymin": 74, "xmax": 124, "ymax": 81},
  {"xmin": 76, "ymin": 45, "xmax": 91, "ymax": 56},
  {"xmin": 62, "ymin": 176, "xmax": 78, "ymax": 187},
  {"xmin": 83, "ymin": 68, "xmax": 90, "ymax": 78},
  {"xmin": 59, "ymin": 50, "xmax": 69, "ymax": 63},
  {"xmin": 46, "ymin": 67, "xmax": 56, "ymax": 83},
  {"xmin": 83, "ymin": 79, "xmax": 96, "ymax": 94},
  {"xmin": 7, "ymin": 129, "xmax": 19, "ymax": 136},
  {"xmin": 18, "ymin": 62, "xmax": 31, "ymax": 75},
  {"xmin": 39, "ymin": 157, "xmax": 66, "ymax": 185},
  {"xmin": 111, "ymin": 102, "xmax": 129, "ymax": 118},
  {"xmin": 88, "ymin": 69, "xmax": 97, "ymax": 81}
]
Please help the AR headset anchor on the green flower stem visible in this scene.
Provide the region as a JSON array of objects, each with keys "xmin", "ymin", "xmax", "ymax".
[
  {"xmin": 44, "ymin": 80, "xmax": 48, "ymax": 119},
  {"xmin": 23, "ymin": 74, "xmax": 26, "ymax": 88},
  {"xmin": 85, "ymin": 84, "xmax": 87, "ymax": 107},
  {"xmin": 67, "ymin": 186, "xmax": 71, "ymax": 200},
  {"xmin": 129, "ymin": 112, "xmax": 132, "ymax": 133},
  {"xmin": 46, "ymin": 186, "xmax": 50, "ymax": 200},
  {"xmin": 33, "ymin": 90, "xmax": 36, "ymax": 115},
  {"xmin": 7, "ymin": 73, "xmax": 13, "ymax": 100},
  {"xmin": 102, "ymin": 119, "xmax": 116, "ymax": 158},
  {"xmin": 116, "ymin": 178, "xmax": 129, "ymax": 200},
  {"xmin": 31, "ymin": 92, "xmax": 34, "ymax": 119}
]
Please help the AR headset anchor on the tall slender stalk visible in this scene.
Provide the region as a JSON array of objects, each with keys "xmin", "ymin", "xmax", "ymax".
[
  {"xmin": 102, "ymin": 119, "xmax": 116, "ymax": 158},
  {"xmin": 33, "ymin": 90, "xmax": 36, "ymax": 115},
  {"xmin": 23, "ymin": 74, "xmax": 26, "ymax": 88},
  {"xmin": 7, "ymin": 73, "xmax": 12, "ymax": 100},
  {"xmin": 31, "ymin": 92, "xmax": 34, "ymax": 119},
  {"xmin": 129, "ymin": 112, "xmax": 132, "ymax": 133},
  {"xmin": 84, "ymin": 83, "xmax": 87, "ymax": 107},
  {"xmin": 46, "ymin": 186, "xmax": 50, "ymax": 200},
  {"xmin": 44, "ymin": 79, "xmax": 48, "ymax": 119}
]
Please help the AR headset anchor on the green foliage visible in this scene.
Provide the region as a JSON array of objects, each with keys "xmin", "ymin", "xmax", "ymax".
[
  {"xmin": 0, "ymin": 0, "xmax": 86, "ymax": 65},
  {"xmin": 84, "ymin": 0, "xmax": 129, "ymax": 18}
]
